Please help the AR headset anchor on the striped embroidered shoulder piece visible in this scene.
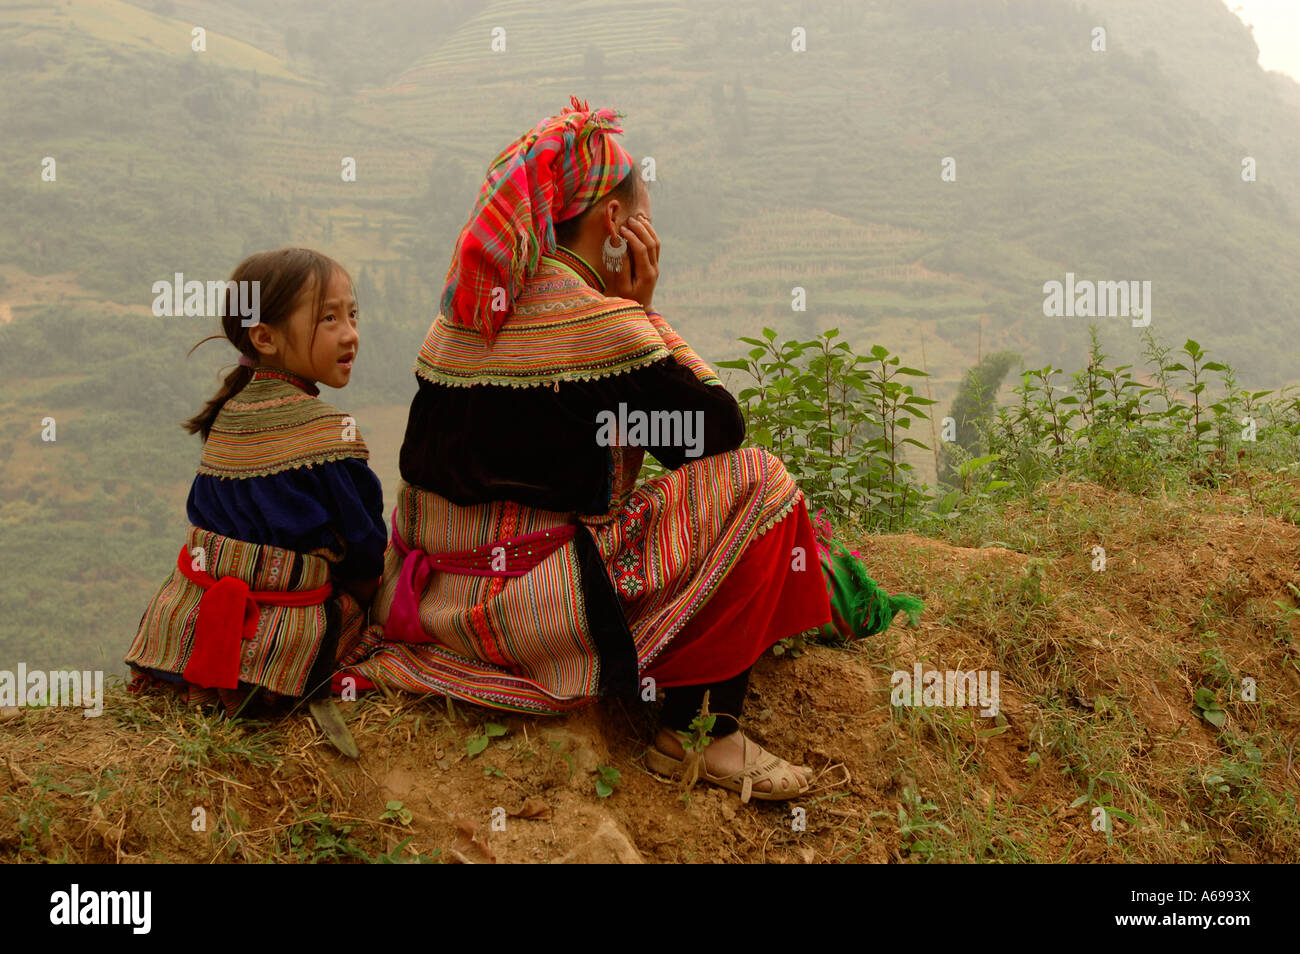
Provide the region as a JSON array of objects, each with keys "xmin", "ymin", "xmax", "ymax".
[
  {"xmin": 196, "ymin": 374, "xmax": 369, "ymax": 479},
  {"xmin": 414, "ymin": 256, "xmax": 671, "ymax": 389}
]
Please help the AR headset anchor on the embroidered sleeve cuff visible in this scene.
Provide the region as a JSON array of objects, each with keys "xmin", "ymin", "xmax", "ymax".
[{"xmin": 645, "ymin": 310, "xmax": 721, "ymax": 387}]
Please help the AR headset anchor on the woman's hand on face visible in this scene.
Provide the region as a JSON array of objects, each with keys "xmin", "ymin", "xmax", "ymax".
[{"xmin": 610, "ymin": 213, "xmax": 659, "ymax": 311}]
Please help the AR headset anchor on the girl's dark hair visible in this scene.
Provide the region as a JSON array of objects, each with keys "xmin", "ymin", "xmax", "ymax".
[
  {"xmin": 183, "ymin": 247, "xmax": 353, "ymax": 440},
  {"xmin": 553, "ymin": 167, "xmax": 639, "ymax": 247}
]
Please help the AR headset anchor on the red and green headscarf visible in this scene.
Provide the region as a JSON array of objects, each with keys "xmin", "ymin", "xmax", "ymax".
[{"xmin": 440, "ymin": 96, "xmax": 634, "ymax": 344}]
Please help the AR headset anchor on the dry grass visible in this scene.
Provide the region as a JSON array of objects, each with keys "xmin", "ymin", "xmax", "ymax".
[{"xmin": 2, "ymin": 473, "xmax": 1298, "ymax": 863}]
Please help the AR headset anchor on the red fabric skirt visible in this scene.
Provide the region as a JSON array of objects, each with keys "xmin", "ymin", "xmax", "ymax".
[{"xmin": 642, "ymin": 498, "xmax": 831, "ymax": 687}]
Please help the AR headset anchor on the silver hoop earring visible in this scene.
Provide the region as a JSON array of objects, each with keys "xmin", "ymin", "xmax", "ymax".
[{"xmin": 602, "ymin": 233, "xmax": 627, "ymax": 273}]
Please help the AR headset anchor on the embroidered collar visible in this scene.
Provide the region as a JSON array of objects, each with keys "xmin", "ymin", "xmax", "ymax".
[
  {"xmin": 251, "ymin": 366, "xmax": 319, "ymax": 396},
  {"xmin": 415, "ymin": 257, "xmax": 669, "ymax": 389},
  {"xmin": 547, "ymin": 245, "xmax": 605, "ymax": 293},
  {"xmin": 198, "ymin": 374, "xmax": 367, "ymax": 478}
]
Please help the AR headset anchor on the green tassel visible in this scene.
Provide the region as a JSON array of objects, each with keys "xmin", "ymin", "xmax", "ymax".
[{"xmin": 820, "ymin": 540, "xmax": 924, "ymax": 640}]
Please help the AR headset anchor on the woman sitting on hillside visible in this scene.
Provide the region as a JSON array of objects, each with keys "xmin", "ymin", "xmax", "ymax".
[{"xmin": 338, "ymin": 98, "xmax": 918, "ymax": 802}]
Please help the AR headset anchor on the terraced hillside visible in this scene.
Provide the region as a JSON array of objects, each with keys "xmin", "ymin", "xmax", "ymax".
[{"xmin": 2, "ymin": 0, "xmax": 1298, "ymax": 677}]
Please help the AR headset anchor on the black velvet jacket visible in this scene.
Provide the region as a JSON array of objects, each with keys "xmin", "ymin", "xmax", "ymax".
[{"xmin": 399, "ymin": 353, "xmax": 745, "ymax": 514}]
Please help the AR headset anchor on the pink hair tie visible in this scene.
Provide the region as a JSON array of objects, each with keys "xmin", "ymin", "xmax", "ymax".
[{"xmin": 237, "ymin": 353, "xmax": 256, "ymax": 367}]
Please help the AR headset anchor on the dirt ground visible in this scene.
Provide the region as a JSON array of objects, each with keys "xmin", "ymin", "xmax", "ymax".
[{"xmin": 2, "ymin": 477, "xmax": 1298, "ymax": 863}]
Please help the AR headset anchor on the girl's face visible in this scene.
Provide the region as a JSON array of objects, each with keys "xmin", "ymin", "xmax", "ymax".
[{"xmin": 259, "ymin": 268, "xmax": 359, "ymax": 389}]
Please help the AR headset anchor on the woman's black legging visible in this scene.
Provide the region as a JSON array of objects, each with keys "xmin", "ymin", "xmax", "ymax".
[{"xmin": 659, "ymin": 667, "xmax": 751, "ymax": 738}]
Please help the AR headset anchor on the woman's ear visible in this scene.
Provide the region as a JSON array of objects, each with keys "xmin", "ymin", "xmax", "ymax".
[{"xmin": 602, "ymin": 196, "xmax": 623, "ymax": 238}]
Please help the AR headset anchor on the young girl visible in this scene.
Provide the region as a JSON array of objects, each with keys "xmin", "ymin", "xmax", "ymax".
[{"xmin": 125, "ymin": 248, "xmax": 386, "ymax": 757}]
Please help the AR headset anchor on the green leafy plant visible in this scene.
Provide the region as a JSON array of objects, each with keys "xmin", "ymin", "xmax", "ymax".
[
  {"xmin": 1166, "ymin": 339, "xmax": 1228, "ymax": 458},
  {"xmin": 965, "ymin": 326, "xmax": 1298, "ymax": 501},
  {"xmin": 1193, "ymin": 688, "xmax": 1227, "ymax": 729},
  {"xmin": 771, "ymin": 632, "xmax": 807, "ymax": 658},
  {"xmin": 466, "ymin": 721, "xmax": 508, "ymax": 757},
  {"xmin": 370, "ymin": 837, "xmax": 431, "ymax": 864},
  {"xmin": 682, "ymin": 713, "xmax": 716, "ymax": 754},
  {"xmin": 1199, "ymin": 643, "xmax": 1234, "ymax": 688},
  {"xmin": 933, "ymin": 451, "xmax": 1011, "ymax": 518},
  {"xmin": 895, "ymin": 786, "xmax": 953, "ymax": 860},
  {"xmin": 594, "ymin": 764, "xmax": 623, "ymax": 798},
  {"xmin": 1272, "ymin": 582, "xmax": 1300, "ymax": 622},
  {"xmin": 1068, "ymin": 773, "xmax": 1138, "ymax": 847},
  {"xmin": 721, "ymin": 328, "xmax": 934, "ymax": 529},
  {"xmin": 380, "ymin": 800, "xmax": 412, "ymax": 825},
  {"xmin": 283, "ymin": 813, "xmax": 367, "ymax": 863},
  {"xmin": 673, "ymin": 692, "xmax": 718, "ymax": 804},
  {"xmin": 5, "ymin": 767, "xmax": 67, "ymax": 860}
]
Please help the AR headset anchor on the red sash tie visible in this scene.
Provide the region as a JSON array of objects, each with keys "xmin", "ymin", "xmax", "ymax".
[{"xmin": 175, "ymin": 546, "xmax": 333, "ymax": 689}]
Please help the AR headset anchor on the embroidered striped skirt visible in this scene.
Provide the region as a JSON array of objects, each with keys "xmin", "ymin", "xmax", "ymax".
[
  {"xmin": 337, "ymin": 447, "xmax": 834, "ymax": 713},
  {"xmin": 126, "ymin": 525, "xmax": 366, "ymax": 702}
]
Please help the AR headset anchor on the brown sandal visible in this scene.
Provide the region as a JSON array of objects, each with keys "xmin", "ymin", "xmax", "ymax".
[{"xmin": 645, "ymin": 732, "xmax": 812, "ymax": 803}]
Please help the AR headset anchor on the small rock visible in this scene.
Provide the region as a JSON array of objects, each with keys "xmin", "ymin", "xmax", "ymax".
[
  {"xmin": 552, "ymin": 820, "xmax": 643, "ymax": 864},
  {"xmin": 544, "ymin": 728, "xmax": 601, "ymax": 774},
  {"xmin": 88, "ymin": 804, "xmax": 124, "ymax": 850},
  {"xmin": 0, "ymin": 707, "xmax": 21, "ymax": 723},
  {"xmin": 451, "ymin": 816, "xmax": 496, "ymax": 863},
  {"xmin": 6, "ymin": 758, "xmax": 32, "ymax": 786},
  {"xmin": 510, "ymin": 796, "xmax": 551, "ymax": 820},
  {"xmin": 454, "ymin": 817, "xmax": 478, "ymax": 839},
  {"xmin": 383, "ymin": 767, "xmax": 415, "ymax": 798}
]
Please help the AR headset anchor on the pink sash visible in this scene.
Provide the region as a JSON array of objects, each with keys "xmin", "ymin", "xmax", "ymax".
[{"xmin": 385, "ymin": 509, "xmax": 577, "ymax": 644}]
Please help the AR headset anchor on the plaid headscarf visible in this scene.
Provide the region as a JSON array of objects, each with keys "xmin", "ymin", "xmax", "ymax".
[{"xmin": 440, "ymin": 96, "xmax": 634, "ymax": 343}]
